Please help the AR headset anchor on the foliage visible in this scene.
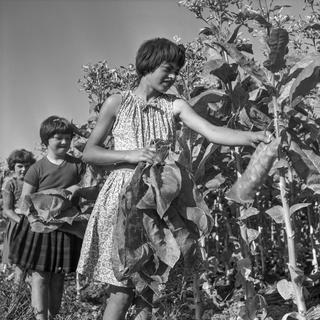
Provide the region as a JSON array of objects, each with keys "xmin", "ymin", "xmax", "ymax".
[
  {"xmin": 177, "ymin": 0, "xmax": 320, "ymax": 319},
  {"xmin": 113, "ymin": 143, "xmax": 213, "ymax": 294},
  {"xmin": 78, "ymin": 61, "xmax": 136, "ymax": 114}
]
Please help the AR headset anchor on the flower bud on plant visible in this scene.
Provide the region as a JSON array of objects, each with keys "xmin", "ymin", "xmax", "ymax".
[
  {"xmin": 263, "ymin": 28, "xmax": 289, "ymax": 73},
  {"xmin": 226, "ymin": 137, "xmax": 281, "ymax": 203}
]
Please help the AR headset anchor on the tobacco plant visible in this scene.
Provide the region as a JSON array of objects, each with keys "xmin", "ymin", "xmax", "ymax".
[
  {"xmin": 69, "ymin": 1, "xmax": 320, "ymax": 319},
  {"xmin": 178, "ymin": 0, "xmax": 320, "ymax": 319}
]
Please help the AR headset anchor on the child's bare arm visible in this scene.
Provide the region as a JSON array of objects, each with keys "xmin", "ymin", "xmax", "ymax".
[
  {"xmin": 21, "ymin": 182, "xmax": 37, "ymax": 197},
  {"xmin": 2, "ymin": 191, "xmax": 21, "ymax": 223},
  {"xmin": 173, "ymin": 98, "xmax": 270, "ymax": 147},
  {"xmin": 17, "ymin": 182, "xmax": 37, "ymax": 219}
]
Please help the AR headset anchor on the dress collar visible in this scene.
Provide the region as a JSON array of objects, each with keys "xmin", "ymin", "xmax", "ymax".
[{"xmin": 129, "ymin": 90, "xmax": 164, "ymax": 111}]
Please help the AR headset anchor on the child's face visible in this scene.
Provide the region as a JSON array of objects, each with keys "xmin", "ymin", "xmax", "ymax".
[
  {"xmin": 13, "ymin": 162, "xmax": 29, "ymax": 180},
  {"xmin": 47, "ymin": 133, "xmax": 72, "ymax": 158},
  {"xmin": 147, "ymin": 62, "xmax": 180, "ymax": 93}
]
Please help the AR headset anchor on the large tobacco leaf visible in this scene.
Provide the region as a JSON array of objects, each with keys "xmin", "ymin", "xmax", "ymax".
[
  {"xmin": 142, "ymin": 210, "xmax": 180, "ymax": 268},
  {"xmin": 112, "ymin": 163, "xmax": 153, "ymax": 283},
  {"xmin": 202, "ymin": 59, "xmax": 238, "ymax": 84},
  {"xmin": 137, "ymin": 162, "xmax": 182, "ymax": 218},
  {"xmin": 288, "ymin": 52, "xmax": 320, "ymax": 80},
  {"xmin": 112, "ymin": 147, "xmax": 213, "ymax": 292},
  {"xmin": 217, "ymin": 43, "xmax": 270, "ymax": 86},
  {"xmin": 188, "ymin": 88, "xmax": 227, "ymax": 122},
  {"xmin": 226, "ymin": 138, "xmax": 281, "ymax": 203},
  {"xmin": 287, "ymin": 140, "xmax": 320, "ymax": 194},
  {"xmin": 290, "ymin": 59, "xmax": 320, "ymax": 108},
  {"xmin": 20, "ymin": 188, "xmax": 80, "ymax": 233},
  {"xmin": 278, "ymin": 53, "xmax": 320, "ymax": 108}
]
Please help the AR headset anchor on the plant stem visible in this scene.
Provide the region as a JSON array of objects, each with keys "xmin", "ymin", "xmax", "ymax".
[
  {"xmin": 258, "ymin": 226, "xmax": 266, "ymax": 275},
  {"xmin": 307, "ymin": 206, "xmax": 319, "ymax": 273},
  {"xmin": 193, "ymin": 273, "xmax": 201, "ymax": 320},
  {"xmin": 272, "ymin": 95, "xmax": 307, "ymax": 317}
]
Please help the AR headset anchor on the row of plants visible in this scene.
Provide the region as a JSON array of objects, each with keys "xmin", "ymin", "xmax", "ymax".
[{"xmin": 74, "ymin": 1, "xmax": 320, "ymax": 319}]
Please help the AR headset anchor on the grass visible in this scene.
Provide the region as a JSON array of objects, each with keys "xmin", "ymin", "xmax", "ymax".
[{"xmin": 0, "ymin": 267, "xmax": 106, "ymax": 320}]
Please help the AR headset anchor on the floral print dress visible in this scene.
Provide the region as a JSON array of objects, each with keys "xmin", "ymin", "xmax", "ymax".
[{"xmin": 77, "ymin": 90, "xmax": 177, "ymax": 286}]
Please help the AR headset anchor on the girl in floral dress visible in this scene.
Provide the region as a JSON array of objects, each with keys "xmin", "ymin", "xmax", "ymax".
[{"xmin": 77, "ymin": 38, "xmax": 269, "ymax": 320}]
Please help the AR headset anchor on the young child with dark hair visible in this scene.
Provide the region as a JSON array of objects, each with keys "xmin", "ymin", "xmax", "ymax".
[
  {"xmin": 1, "ymin": 149, "xmax": 35, "ymax": 283},
  {"xmin": 77, "ymin": 37, "xmax": 270, "ymax": 320},
  {"xmin": 9, "ymin": 116, "xmax": 85, "ymax": 320}
]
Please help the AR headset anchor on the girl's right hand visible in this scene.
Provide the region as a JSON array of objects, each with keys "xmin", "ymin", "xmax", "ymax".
[{"xmin": 126, "ymin": 146, "xmax": 156, "ymax": 164}]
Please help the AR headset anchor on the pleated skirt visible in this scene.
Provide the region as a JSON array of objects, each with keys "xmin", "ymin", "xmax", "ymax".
[
  {"xmin": 9, "ymin": 216, "xmax": 82, "ymax": 273},
  {"xmin": 2, "ymin": 220, "xmax": 19, "ymax": 265}
]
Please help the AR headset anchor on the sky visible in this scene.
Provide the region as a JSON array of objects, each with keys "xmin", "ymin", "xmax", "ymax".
[
  {"xmin": 0, "ymin": 0, "xmax": 204, "ymax": 161},
  {"xmin": 0, "ymin": 0, "xmax": 303, "ymax": 161}
]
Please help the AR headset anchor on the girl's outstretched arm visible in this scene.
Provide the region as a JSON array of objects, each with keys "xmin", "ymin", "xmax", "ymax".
[
  {"xmin": 173, "ymin": 99, "xmax": 269, "ymax": 147},
  {"xmin": 83, "ymin": 94, "xmax": 156, "ymax": 165}
]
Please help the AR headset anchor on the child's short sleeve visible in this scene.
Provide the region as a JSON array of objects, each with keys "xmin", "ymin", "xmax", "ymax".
[
  {"xmin": 24, "ymin": 163, "xmax": 40, "ymax": 189},
  {"xmin": 1, "ymin": 177, "xmax": 22, "ymax": 210},
  {"xmin": 1, "ymin": 178, "xmax": 14, "ymax": 195},
  {"xmin": 2, "ymin": 179, "xmax": 15, "ymax": 210}
]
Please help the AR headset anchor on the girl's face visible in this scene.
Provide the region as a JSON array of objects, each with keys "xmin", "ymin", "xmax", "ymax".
[
  {"xmin": 13, "ymin": 162, "xmax": 29, "ymax": 180},
  {"xmin": 146, "ymin": 62, "xmax": 180, "ymax": 93},
  {"xmin": 47, "ymin": 133, "xmax": 72, "ymax": 158}
]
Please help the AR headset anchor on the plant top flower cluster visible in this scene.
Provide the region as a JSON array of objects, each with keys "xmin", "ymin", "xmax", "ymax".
[{"xmin": 78, "ymin": 61, "xmax": 136, "ymax": 113}]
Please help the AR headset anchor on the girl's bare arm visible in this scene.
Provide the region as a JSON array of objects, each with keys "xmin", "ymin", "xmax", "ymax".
[
  {"xmin": 15, "ymin": 182, "xmax": 37, "ymax": 219},
  {"xmin": 173, "ymin": 99, "xmax": 269, "ymax": 147},
  {"xmin": 20, "ymin": 182, "xmax": 37, "ymax": 197}
]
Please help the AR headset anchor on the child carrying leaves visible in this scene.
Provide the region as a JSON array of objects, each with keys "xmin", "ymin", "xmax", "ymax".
[
  {"xmin": 77, "ymin": 38, "xmax": 269, "ymax": 320},
  {"xmin": 1, "ymin": 149, "xmax": 35, "ymax": 283},
  {"xmin": 9, "ymin": 116, "xmax": 87, "ymax": 320}
]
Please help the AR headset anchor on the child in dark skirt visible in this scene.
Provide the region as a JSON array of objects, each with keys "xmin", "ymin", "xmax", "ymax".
[
  {"xmin": 1, "ymin": 149, "xmax": 35, "ymax": 283},
  {"xmin": 9, "ymin": 116, "xmax": 86, "ymax": 320}
]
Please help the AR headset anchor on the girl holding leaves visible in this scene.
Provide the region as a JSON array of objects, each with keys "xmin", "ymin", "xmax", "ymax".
[{"xmin": 77, "ymin": 37, "xmax": 269, "ymax": 320}]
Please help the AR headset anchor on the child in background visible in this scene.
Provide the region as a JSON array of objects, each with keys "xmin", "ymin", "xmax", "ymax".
[
  {"xmin": 1, "ymin": 149, "xmax": 35, "ymax": 283},
  {"xmin": 10, "ymin": 116, "xmax": 85, "ymax": 320},
  {"xmin": 77, "ymin": 37, "xmax": 270, "ymax": 320}
]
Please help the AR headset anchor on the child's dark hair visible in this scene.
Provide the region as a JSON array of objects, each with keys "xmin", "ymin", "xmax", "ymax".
[
  {"xmin": 40, "ymin": 115, "xmax": 74, "ymax": 146},
  {"xmin": 7, "ymin": 149, "xmax": 36, "ymax": 170},
  {"xmin": 135, "ymin": 38, "xmax": 185, "ymax": 83}
]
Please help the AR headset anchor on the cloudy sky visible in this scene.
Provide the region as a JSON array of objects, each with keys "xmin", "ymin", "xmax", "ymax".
[{"xmin": 0, "ymin": 0, "xmax": 303, "ymax": 161}]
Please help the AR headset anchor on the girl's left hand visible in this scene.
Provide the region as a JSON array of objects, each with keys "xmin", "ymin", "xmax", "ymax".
[{"xmin": 250, "ymin": 131, "xmax": 272, "ymax": 147}]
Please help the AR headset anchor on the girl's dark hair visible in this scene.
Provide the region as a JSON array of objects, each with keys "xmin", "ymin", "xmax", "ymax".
[
  {"xmin": 7, "ymin": 149, "xmax": 36, "ymax": 170},
  {"xmin": 135, "ymin": 38, "xmax": 185, "ymax": 82},
  {"xmin": 40, "ymin": 115, "xmax": 74, "ymax": 146}
]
